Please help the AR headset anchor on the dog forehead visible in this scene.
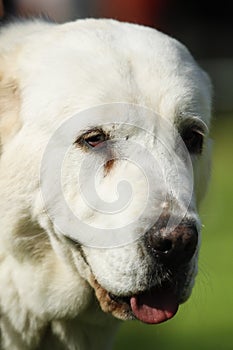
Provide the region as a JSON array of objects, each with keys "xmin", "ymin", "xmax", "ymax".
[
  {"xmin": 17, "ymin": 19, "xmax": 211, "ymax": 128},
  {"xmin": 21, "ymin": 18, "xmax": 192, "ymax": 78}
]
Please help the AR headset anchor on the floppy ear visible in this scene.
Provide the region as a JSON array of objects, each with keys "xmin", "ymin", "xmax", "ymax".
[{"xmin": 0, "ymin": 55, "xmax": 21, "ymax": 153}]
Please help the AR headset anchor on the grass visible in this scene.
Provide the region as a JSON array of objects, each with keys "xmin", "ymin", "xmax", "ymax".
[{"xmin": 114, "ymin": 115, "xmax": 233, "ymax": 350}]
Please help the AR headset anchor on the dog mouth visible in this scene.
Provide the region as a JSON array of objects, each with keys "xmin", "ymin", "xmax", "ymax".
[
  {"xmin": 108, "ymin": 285, "xmax": 179, "ymax": 324},
  {"xmin": 76, "ymin": 242, "xmax": 192, "ymax": 324},
  {"xmin": 91, "ymin": 274, "xmax": 180, "ymax": 325}
]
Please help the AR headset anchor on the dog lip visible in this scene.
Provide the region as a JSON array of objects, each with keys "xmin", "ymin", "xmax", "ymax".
[
  {"xmin": 108, "ymin": 293, "xmax": 131, "ymax": 305},
  {"xmin": 108, "ymin": 282, "xmax": 180, "ymax": 309}
]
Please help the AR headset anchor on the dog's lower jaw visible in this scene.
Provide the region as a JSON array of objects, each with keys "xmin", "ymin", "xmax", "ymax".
[{"xmin": 88, "ymin": 257, "xmax": 199, "ymax": 324}]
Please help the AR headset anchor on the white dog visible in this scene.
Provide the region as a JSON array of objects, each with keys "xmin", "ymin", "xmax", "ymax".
[{"xmin": 0, "ymin": 19, "xmax": 212, "ymax": 350}]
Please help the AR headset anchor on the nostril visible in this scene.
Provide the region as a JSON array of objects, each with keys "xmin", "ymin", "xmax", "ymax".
[{"xmin": 152, "ymin": 237, "xmax": 173, "ymax": 254}]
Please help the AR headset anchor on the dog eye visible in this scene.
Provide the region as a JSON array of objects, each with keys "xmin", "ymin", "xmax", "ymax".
[
  {"xmin": 76, "ymin": 129, "xmax": 107, "ymax": 148},
  {"xmin": 181, "ymin": 127, "xmax": 204, "ymax": 154}
]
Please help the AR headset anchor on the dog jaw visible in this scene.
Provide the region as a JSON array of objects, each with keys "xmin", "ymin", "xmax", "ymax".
[
  {"xmin": 78, "ymin": 239, "xmax": 199, "ymax": 324},
  {"xmin": 87, "ymin": 258, "xmax": 197, "ymax": 324}
]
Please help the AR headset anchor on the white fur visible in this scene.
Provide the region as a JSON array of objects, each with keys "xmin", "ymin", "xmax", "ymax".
[{"xmin": 0, "ymin": 19, "xmax": 212, "ymax": 349}]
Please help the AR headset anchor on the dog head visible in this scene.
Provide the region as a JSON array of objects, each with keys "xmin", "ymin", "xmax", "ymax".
[{"xmin": 0, "ymin": 19, "xmax": 212, "ymax": 324}]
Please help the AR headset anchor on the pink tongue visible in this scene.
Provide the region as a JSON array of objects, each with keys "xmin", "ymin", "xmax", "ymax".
[{"xmin": 130, "ymin": 289, "xmax": 179, "ymax": 324}]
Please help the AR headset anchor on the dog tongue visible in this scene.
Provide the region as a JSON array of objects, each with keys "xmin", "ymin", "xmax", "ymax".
[{"xmin": 130, "ymin": 289, "xmax": 179, "ymax": 324}]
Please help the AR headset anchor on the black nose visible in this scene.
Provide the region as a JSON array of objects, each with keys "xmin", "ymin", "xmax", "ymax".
[{"xmin": 145, "ymin": 221, "xmax": 198, "ymax": 266}]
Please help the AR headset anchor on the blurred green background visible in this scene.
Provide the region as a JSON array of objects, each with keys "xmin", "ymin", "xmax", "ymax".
[{"xmin": 114, "ymin": 114, "xmax": 233, "ymax": 350}]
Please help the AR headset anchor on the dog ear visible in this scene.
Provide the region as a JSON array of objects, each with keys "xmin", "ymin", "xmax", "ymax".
[{"xmin": 0, "ymin": 54, "xmax": 21, "ymax": 153}]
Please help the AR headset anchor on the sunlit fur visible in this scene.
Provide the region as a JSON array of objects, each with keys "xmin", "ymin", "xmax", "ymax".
[{"xmin": 0, "ymin": 19, "xmax": 212, "ymax": 350}]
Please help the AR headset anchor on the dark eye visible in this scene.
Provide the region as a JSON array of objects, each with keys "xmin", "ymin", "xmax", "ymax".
[
  {"xmin": 181, "ymin": 127, "xmax": 204, "ymax": 154},
  {"xmin": 76, "ymin": 129, "xmax": 107, "ymax": 148}
]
